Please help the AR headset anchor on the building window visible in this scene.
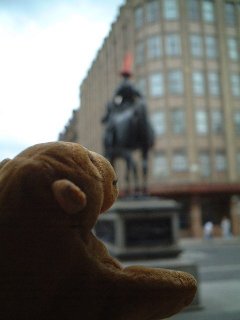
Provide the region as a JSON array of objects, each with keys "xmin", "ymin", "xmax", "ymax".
[
  {"xmin": 208, "ymin": 72, "xmax": 220, "ymax": 96},
  {"xmin": 187, "ymin": 0, "xmax": 200, "ymax": 21},
  {"xmin": 136, "ymin": 78, "xmax": 147, "ymax": 96},
  {"xmin": 233, "ymin": 110, "xmax": 240, "ymax": 135},
  {"xmin": 168, "ymin": 70, "xmax": 184, "ymax": 94},
  {"xmin": 227, "ymin": 38, "xmax": 239, "ymax": 61},
  {"xmin": 150, "ymin": 111, "xmax": 166, "ymax": 136},
  {"xmin": 149, "ymin": 73, "xmax": 164, "ymax": 97},
  {"xmin": 236, "ymin": 151, "xmax": 240, "ymax": 174},
  {"xmin": 225, "ymin": 2, "xmax": 236, "ymax": 27},
  {"xmin": 153, "ymin": 152, "xmax": 169, "ymax": 176},
  {"xmin": 199, "ymin": 151, "xmax": 211, "ymax": 177},
  {"xmin": 165, "ymin": 34, "xmax": 181, "ymax": 56},
  {"xmin": 134, "ymin": 6, "xmax": 144, "ymax": 29},
  {"xmin": 190, "ymin": 35, "xmax": 203, "ymax": 57},
  {"xmin": 171, "ymin": 109, "xmax": 185, "ymax": 134},
  {"xmin": 211, "ymin": 110, "xmax": 224, "ymax": 134},
  {"xmin": 192, "ymin": 71, "xmax": 205, "ymax": 96},
  {"xmin": 202, "ymin": 0, "xmax": 215, "ymax": 23},
  {"xmin": 205, "ymin": 36, "xmax": 218, "ymax": 59},
  {"xmin": 172, "ymin": 151, "xmax": 188, "ymax": 172},
  {"xmin": 146, "ymin": 0, "xmax": 159, "ymax": 23},
  {"xmin": 215, "ymin": 151, "xmax": 227, "ymax": 172},
  {"xmin": 135, "ymin": 42, "xmax": 145, "ymax": 65},
  {"xmin": 163, "ymin": 0, "xmax": 178, "ymax": 20},
  {"xmin": 231, "ymin": 74, "xmax": 240, "ymax": 97},
  {"xmin": 147, "ymin": 35, "xmax": 161, "ymax": 59},
  {"xmin": 195, "ymin": 110, "xmax": 208, "ymax": 135}
]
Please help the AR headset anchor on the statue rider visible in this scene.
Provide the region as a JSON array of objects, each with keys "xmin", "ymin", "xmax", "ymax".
[
  {"xmin": 114, "ymin": 75, "xmax": 142, "ymax": 105},
  {"xmin": 102, "ymin": 53, "xmax": 142, "ymax": 150}
]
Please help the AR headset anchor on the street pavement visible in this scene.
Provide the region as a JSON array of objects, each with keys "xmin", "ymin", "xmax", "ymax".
[
  {"xmin": 172, "ymin": 237, "xmax": 240, "ymax": 320},
  {"xmin": 122, "ymin": 237, "xmax": 240, "ymax": 319}
]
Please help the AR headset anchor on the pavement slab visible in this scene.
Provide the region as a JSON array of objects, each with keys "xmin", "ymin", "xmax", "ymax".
[{"xmin": 171, "ymin": 280, "xmax": 240, "ymax": 319}]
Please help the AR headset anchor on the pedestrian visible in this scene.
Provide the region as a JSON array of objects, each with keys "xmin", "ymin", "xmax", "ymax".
[
  {"xmin": 203, "ymin": 221, "xmax": 213, "ymax": 239},
  {"xmin": 221, "ymin": 216, "xmax": 232, "ymax": 239}
]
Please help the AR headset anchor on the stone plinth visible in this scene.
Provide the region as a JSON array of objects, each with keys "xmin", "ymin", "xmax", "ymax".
[{"xmin": 95, "ymin": 197, "xmax": 182, "ymax": 259}]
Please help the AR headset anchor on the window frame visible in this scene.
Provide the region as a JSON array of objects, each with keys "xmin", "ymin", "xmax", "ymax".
[
  {"xmin": 149, "ymin": 73, "xmax": 165, "ymax": 97},
  {"xmin": 211, "ymin": 109, "xmax": 224, "ymax": 134},
  {"xmin": 168, "ymin": 70, "xmax": 184, "ymax": 95},
  {"xmin": 147, "ymin": 35, "xmax": 161, "ymax": 59},
  {"xmin": 187, "ymin": 0, "xmax": 200, "ymax": 21},
  {"xmin": 227, "ymin": 37, "xmax": 239, "ymax": 61},
  {"xmin": 192, "ymin": 71, "xmax": 205, "ymax": 96},
  {"xmin": 195, "ymin": 109, "xmax": 208, "ymax": 135},
  {"xmin": 205, "ymin": 36, "xmax": 218, "ymax": 59},
  {"xmin": 135, "ymin": 41, "xmax": 145, "ymax": 65},
  {"xmin": 225, "ymin": 2, "xmax": 236, "ymax": 27},
  {"xmin": 190, "ymin": 34, "xmax": 203, "ymax": 57},
  {"xmin": 199, "ymin": 151, "xmax": 211, "ymax": 177},
  {"xmin": 171, "ymin": 109, "xmax": 186, "ymax": 134},
  {"xmin": 150, "ymin": 111, "xmax": 166, "ymax": 136},
  {"xmin": 153, "ymin": 152, "xmax": 169, "ymax": 177},
  {"xmin": 146, "ymin": 0, "xmax": 159, "ymax": 23},
  {"xmin": 202, "ymin": 0, "xmax": 215, "ymax": 23},
  {"xmin": 208, "ymin": 72, "xmax": 220, "ymax": 96},
  {"xmin": 172, "ymin": 150, "xmax": 188, "ymax": 172},
  {"xmin": 231, "ymin": 74, "xmax": 240, "ymax": 97},
  {"xmin": 233, "ymin": 110, "xmax": 240, "ymax": 135},
  {"xmin": 165, "ymin": 34, "xmax": 182, "ymax": 56},
  {"xmin": 215, "ymin": 151, "xmax": 227, "ymax": 172},
  {"xmin": 163, "ymin": 0, "xmax": 178, "ymax": 20},
  {"xmin": 134, "ymin": 5, "xmax": 144, "ymax": 29}
]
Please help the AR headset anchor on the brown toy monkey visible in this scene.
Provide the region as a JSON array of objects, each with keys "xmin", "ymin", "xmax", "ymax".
[{"xmin": 0, "ymin": 142, "xmax": 196, "ymax": 320}]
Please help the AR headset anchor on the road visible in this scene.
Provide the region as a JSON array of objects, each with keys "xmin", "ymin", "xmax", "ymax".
[{"xmin": 172, "ymin": 237, "xmax": 240, "ymax": 320}]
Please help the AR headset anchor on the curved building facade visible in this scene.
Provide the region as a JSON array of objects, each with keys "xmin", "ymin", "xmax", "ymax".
[{"xmin": 59, "ymin": 0, "xmax": 240, "ymax": 238}]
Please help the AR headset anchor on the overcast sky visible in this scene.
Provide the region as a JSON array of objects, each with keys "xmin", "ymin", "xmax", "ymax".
[{"xmin": 0, "ymin": 0, "xmax": 124, "ymax": 160}]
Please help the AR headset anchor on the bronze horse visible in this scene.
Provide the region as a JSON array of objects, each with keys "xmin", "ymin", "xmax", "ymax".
[{"xmin": 102, "ymin": 97, "xmax": 154, "ymax": 195}]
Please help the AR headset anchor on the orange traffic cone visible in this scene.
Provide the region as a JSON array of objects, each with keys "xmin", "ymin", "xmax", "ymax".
[{"xmin": 120, "ymin": 52, "xmax": 133, "ymax": 78}]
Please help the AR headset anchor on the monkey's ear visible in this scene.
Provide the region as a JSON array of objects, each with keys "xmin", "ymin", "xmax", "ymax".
[
  {"xmin": 52, "ymin": 179, "xmax": 87, "ymax": 215},
  {"xmin": 0, "ymin": 158, "xmax": 11, "ymax": 170}
]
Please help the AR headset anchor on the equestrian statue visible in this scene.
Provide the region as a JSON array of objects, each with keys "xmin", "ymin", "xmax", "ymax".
[{"xmin": 101, "ymin": 53, "xmax": 154, "ymax": 195}]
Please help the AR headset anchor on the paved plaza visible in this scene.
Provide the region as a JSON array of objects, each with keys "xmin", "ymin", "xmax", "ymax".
[
  {"xmin": 174, "ymin": 279, "xmax": 240, "ymax": 320},
  {"xmin": 121, "ymin": 236, "xmax": 240, "ymax": 320},
  {"xmin": 172, "ymin": 237, "xmax": 240, "ymax": 320}
]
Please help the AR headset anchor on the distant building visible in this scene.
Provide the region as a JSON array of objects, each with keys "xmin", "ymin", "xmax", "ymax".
[{"xmin": 59, "ymin": 0, "xmax": 240, "ymax": 238}]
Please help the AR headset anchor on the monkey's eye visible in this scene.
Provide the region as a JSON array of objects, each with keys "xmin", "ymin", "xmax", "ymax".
[{"xmin": 113, "ymin": 179, "xmax": 118, "ymax": 186}]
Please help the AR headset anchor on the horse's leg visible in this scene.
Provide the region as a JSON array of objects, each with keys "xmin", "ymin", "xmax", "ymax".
[
  {"xmin": 124, "ymin": 152, "xmax": 131, "ymax": 195},
  {"xmin": 125, "ymin": 151, "xmax": 139, "ymax": 195},
  {"xmin": 142, "ymin": 149, "xmax": 148, "ymax": 194},
  {"xmin": 131, "ymin": 156, "xmax": 139, "ymax": 194}
]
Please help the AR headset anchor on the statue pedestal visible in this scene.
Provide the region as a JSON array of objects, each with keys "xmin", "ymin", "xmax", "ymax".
[{"xmin": 95, "ymin": 197, "xmax": 182, "ymax": 259}]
